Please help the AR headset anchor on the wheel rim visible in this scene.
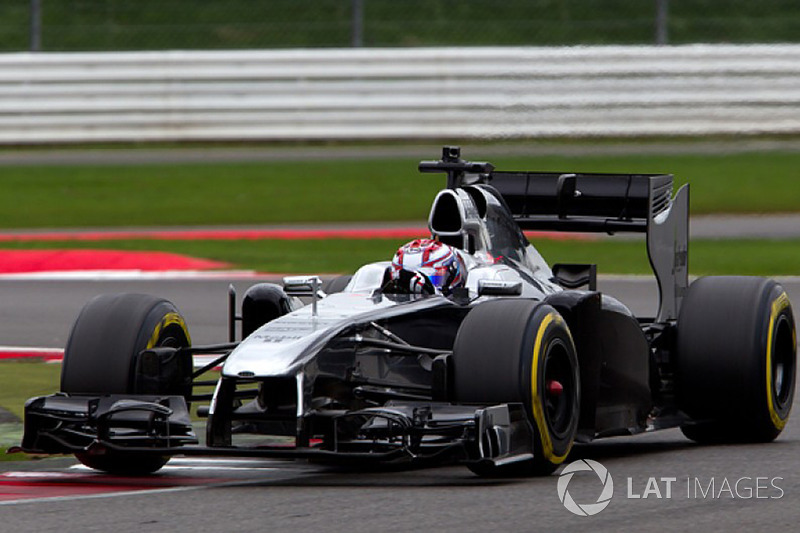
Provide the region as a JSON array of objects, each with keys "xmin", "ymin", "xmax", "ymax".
[
  {"xmin": 158, "ymin": 327, "xmax": 184, "ymax": 348},
  {"xmin": 772, "ymin": 315, "xmax": 795, "ymax": 409},
  {"xmin": 143, "ymin": 322, "xmax": 191, "ymax": 397},
  {"xmin": 542, "ymin": 338, "xmax": 576, "ymax": 439}
]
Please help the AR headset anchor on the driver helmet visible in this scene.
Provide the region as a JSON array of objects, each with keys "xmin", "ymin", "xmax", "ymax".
[{"xmin": 390, "ymin": 238, "xmax": 466, "ymax": 295}]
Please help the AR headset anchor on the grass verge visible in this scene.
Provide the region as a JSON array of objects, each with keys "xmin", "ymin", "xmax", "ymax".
[
  {"xmin": 0, "ymin": 362, "xmax": 61, "ymax": 460},
  {"xmin": 0, "ymin": 362, "xmax": 61, "ymax": 423},
  {"xmin": 1, "ymin": 151, "xmax": 800, "ymax": 229}
]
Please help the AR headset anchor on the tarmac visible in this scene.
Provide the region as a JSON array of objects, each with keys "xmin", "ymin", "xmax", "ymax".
[
  {"xmin": 688, "ymin": 213, "xmax": 800, "ymax": 239},
  {"xmin": 0, "ymin": 215, "xmax": 797, "ymax": 240},
  {"xmin": 2, "ymin": 138, "xmax": 800, "ymax": 166}
]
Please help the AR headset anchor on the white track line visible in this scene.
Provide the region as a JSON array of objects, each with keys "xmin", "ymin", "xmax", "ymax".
[
  {"xmin": 167, "ymin": 457, "xmax": 287, "ymax": 466},
  {"xmin": 68, "ymin": 457, "xmax": 285, "ymax": 473},
  {"xmin": 0, "ymin": 482, "xmax": 221, "ymax": 507},
  {"xmin": 2, "ymin": 458, "xmax": 295, "ymax": 506},
  {"xmin": 70, "ymin": 464, "xmax": 281, "ymax": 473},
  {"xmin": 0, "ymin": 346, "xmax": 63, "ymax": 355}
]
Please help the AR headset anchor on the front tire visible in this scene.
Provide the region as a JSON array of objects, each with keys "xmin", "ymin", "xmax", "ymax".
[
  {"xmin": 676, "ymin": 277, "xmax": 796, "ymax": 443},
  {"xmin": 453, "ymin": 300, "xmax": 580, "ymax": 476},
  {"xmin": 62, "ymin": 293, "xmax": 192, "ymax": 474}
]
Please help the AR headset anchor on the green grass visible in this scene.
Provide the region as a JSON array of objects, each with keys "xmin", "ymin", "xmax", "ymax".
[
  {"xmin": 2, "ymin": 237, "xmax": 799, "ymax": 276},
  {"xmin": 1, "ymin": 151, "xmax": 800, "ymax": 229},
  {"xmin": 2, "ymin": 0, "xmax": 800, "ymax": 51},
  {"xmin": 0, "ymin": 362, "xmax": 61, "ymax": 422},
  {"xmin": 0, "ymin": 159, "xmax": 430, "ymax": 228}
]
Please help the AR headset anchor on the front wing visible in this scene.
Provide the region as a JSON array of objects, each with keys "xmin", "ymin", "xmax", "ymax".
[{"xmin": 18, "ymin": 393, "xmax": 536, "ymax": 469}]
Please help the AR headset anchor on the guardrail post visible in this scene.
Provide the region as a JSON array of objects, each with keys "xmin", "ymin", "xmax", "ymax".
[
  {"xmin": 30, "ymin": 0, "xmax": 42, "ymax": 51},
  {"xmin": 655, "ymin": 0, "xmax": 669, "ymax": 45},
  {"xmin": 352, "ymin": 0, "xmax": 364, "ymax": 47}
]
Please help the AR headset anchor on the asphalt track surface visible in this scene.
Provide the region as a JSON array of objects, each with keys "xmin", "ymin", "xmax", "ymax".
[
  {"xmin": 1, "ymin": 276, "xmax": 800, "ymax": 532},
  {"xmin": 3, "ymin": 138, "xmax": 800, "ymax": 166},
  {"xmin": 2, "ymin": 212, "xmax": 800, "ymax": 241}
]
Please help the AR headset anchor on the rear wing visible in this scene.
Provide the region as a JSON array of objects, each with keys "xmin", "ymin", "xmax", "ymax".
[
  {"xmin": 490, "ymin": 171, "xmax": 672, "ymax": 234},
  {"xmin": 419, "ymin": 147, "xmax": 689, "ymax": 322}
]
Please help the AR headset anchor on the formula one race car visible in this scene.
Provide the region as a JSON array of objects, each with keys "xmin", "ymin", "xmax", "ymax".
[{"xmin": 17, "ymin": 147, "xmax": 797, "ymax": 476}]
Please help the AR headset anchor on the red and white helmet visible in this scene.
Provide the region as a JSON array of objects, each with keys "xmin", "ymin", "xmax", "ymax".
[{"xmin": 390, "ymin": 238, "xmax": 465, "ymax": 295}]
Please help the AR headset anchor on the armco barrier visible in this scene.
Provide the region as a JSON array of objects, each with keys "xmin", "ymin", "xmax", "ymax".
[{"xmin": 1, "ymin": 45, "xmax": 799, "ymax": 144}]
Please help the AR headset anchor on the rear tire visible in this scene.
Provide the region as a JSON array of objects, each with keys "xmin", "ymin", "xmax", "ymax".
[
  {"xmin": 62, "ymin": 293, "xmax": 192, "ymax": 475},
  {"xmin": 453, "ymin": 300, "xmax": 580, "ymax": 476},
  {"xmin": 676, "ymin": 277, "xmax": 796, "ymax": 443}
]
